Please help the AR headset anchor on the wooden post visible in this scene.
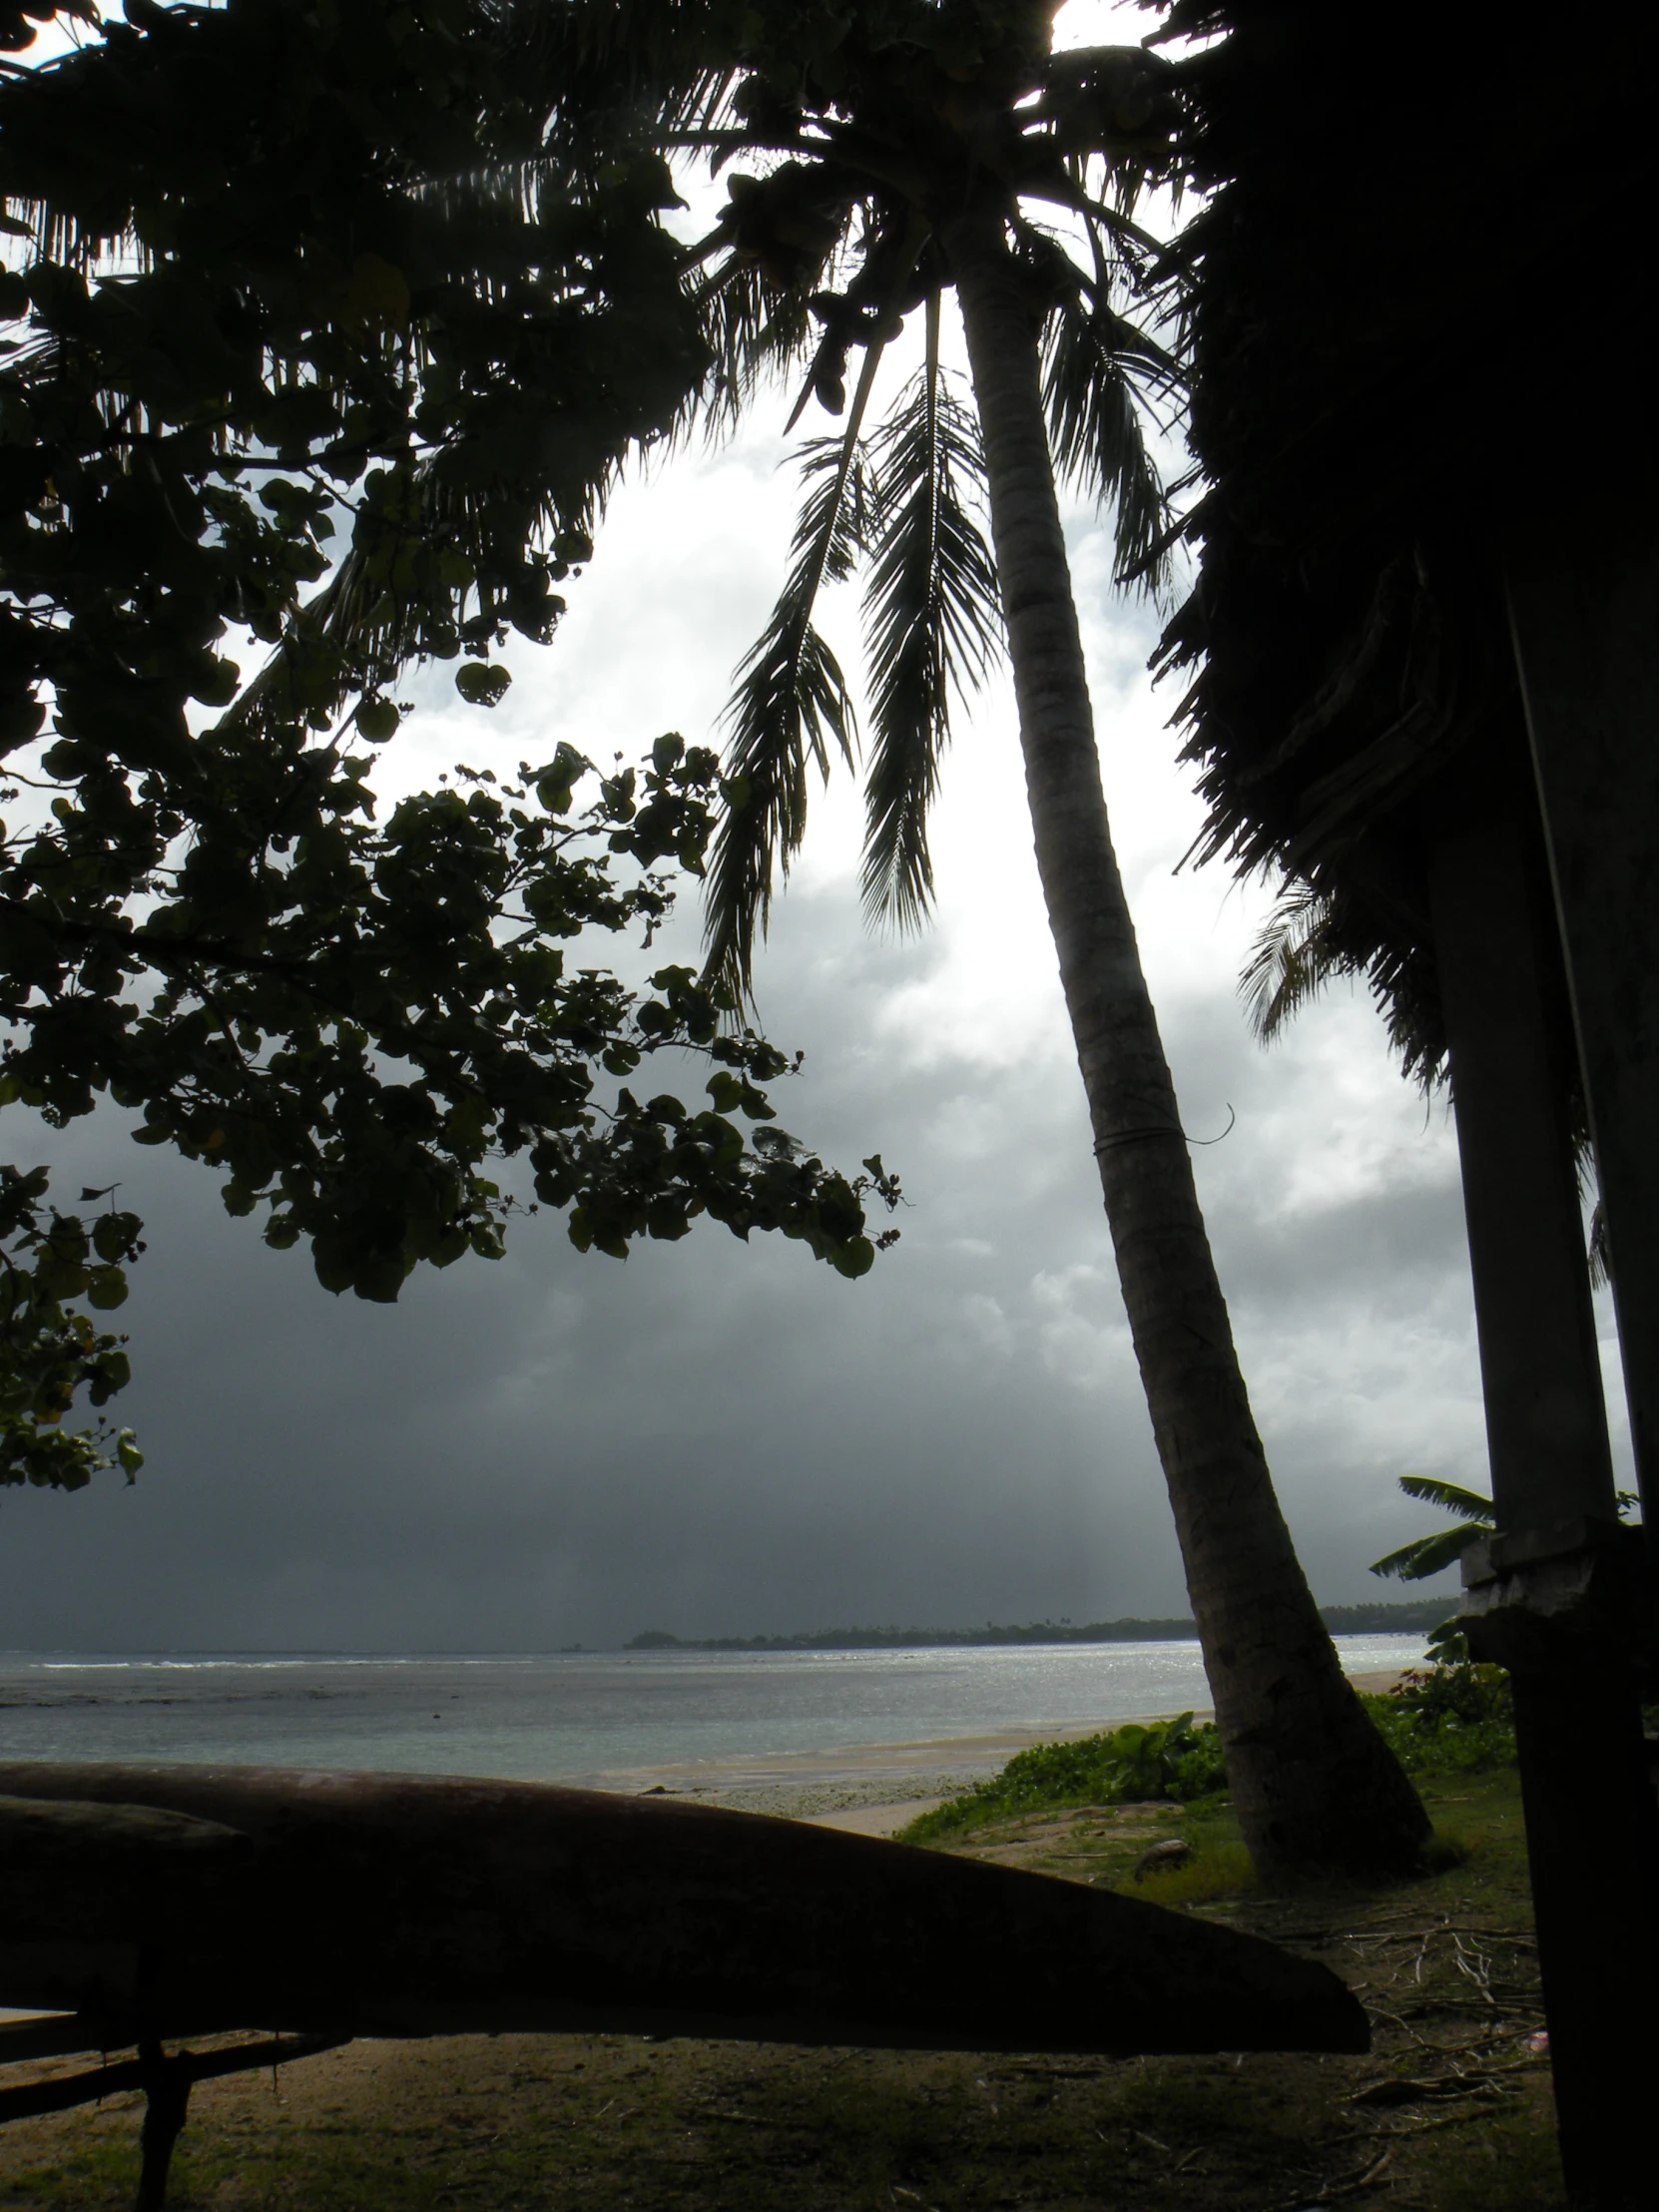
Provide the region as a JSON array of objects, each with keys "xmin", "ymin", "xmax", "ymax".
[
  {"xmin": 1507, "ymin": 510, "xmax": 1659, "ymax": 1530},
  {"xmin": 134, "ymin": 2042, "xmax": 192, "ymax": 2212},
  {"xmin": 1429, "ymin": 795, "xmax": 1659, "ymax": 2211}
]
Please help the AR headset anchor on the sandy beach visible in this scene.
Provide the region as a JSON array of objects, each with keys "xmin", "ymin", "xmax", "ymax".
[{"xmin": 594, "ymin": 1668, "xmax": 1411, "ymax": 1837}]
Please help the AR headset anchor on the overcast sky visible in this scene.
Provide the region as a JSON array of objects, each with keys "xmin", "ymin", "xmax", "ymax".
[{"xmin": 1, "ymin": 4, "xmax": 1633, "ymax": 1651}]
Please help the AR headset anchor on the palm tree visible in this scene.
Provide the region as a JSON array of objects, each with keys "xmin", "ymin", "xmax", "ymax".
[{"xmin": 653, "ymin": 1, "xmax": 1428, "ymax": 1874}]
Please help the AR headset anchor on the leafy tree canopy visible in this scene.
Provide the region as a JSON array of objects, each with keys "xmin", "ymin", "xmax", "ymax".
[{"xmin": 0, "ymin": 0, "xmax": 896, "ymax": 1493}]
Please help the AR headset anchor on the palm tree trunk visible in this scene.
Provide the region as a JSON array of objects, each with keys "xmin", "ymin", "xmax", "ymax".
[{"xmin": 941, "ymin": 200, "xmax": 1428, "ymax": 1875}]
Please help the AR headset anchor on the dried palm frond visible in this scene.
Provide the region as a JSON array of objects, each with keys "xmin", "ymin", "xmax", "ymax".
[{"xmin": 1240, "ymin": 878, "xmax": 1343, "ymax": 1044}]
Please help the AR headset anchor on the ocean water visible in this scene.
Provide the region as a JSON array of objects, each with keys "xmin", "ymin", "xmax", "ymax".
[{"xmin": 0, "ymin": 1636, "xmax": 1426, "ymax": 1789}]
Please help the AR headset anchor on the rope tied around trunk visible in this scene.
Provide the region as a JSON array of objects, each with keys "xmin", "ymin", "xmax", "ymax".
[{"xmin": 1094, "ymin": 1105, "xmax": 1236, "ymax": 1154}]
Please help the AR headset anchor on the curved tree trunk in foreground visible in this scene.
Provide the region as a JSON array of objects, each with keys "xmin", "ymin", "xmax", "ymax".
[{"xmin": 942, "ymin": 200, "xmax": 1428, "ymax": 1876}]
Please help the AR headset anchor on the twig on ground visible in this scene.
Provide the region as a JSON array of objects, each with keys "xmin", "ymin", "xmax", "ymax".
[
  {"xmin": 1348, "ymin": 2074, "xmax": 1499, "ymax": 2109},
  {"xmin": 1360, "ymin": 1925, "xmax": 1534, "ymax": 1947},
  {"xmin": 1365, "ymin": 2002, "xmax": 1434, "ymax": 2047},
  {"xmin": 1396, "ymin": 1996, "xmax": 1540, "ymax": 2019},
  {"xmin": 1355, "ymin": 2098, "xmax": 1518, "ymax": 2144},
  {"xmin": 1260, "ymin": 2148, "xmax": 1391, "ymax": 2210}
]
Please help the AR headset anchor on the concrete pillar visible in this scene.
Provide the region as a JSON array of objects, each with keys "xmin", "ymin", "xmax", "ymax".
[
  {"xmin": 1430, "ymin": 796, "xmax": 1657, "ymax": 2210},
  {"xmin": 1508, "ymin": 515, "xmax": 1659, "ymax": 1526}
]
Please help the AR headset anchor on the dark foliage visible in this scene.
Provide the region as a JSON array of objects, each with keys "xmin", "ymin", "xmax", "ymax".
[
  {"xmin": 0, "ymin": 0, "xmax": 895, "ymax": 1488},
  {"xmin": 1361, "ymin": 1666, "xmax": 1516, "ymax": 1779},
  {"xmin": 911, "ymin": 1657, "xmax": 1518, "ymax": 1844},
  {"xmin": 906, "ymin": 1712, "xmax": 1229, "ymax": 1841},
  {"xmin": 1370, "ymin": 1475, "xmax": 1494, "ymax": 1585},
  {"xmin": 1150, "ymin": 1, "xmax": 1659, "ymax": 1087}
]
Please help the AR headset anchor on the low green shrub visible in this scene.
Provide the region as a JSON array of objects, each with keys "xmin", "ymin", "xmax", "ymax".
[
  {"xmin": 1361, "ymin": 1663, "xmax": 1516, "ymax": 1777},
  {"xmin": 902, "ymin": 1712, "xmax": 1226, "ymax": 1843},
  {"xmin": 901, "ymin": 1664, "xmax": 1517, "ymax": 1847},
  {"xmin": 1396, "ymin": 1659, "xmax": 1513, "ymax": 1727}
]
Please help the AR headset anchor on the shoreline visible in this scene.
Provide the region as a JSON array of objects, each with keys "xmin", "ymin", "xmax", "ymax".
[
  {"xmin": 0, "ymin": 1667, "xmax": 1412, "ymax": 1843},
  {"xmin": 592, "ymin": 1668, "xmax": 1409, "ymax": 1830}
]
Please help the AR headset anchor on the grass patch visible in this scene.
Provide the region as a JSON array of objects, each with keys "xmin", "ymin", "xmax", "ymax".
[
  {"xmin": 1420, "ymin": 1824, "xmax": 1474, "ymax": 1873},
  {"xmin": 1133, "ymin": 1838, "xmax": 1257, "ymax": 1907}
]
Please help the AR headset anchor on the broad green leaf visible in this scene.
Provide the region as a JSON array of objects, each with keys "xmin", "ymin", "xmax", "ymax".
[{"xmin": 455, "ymin": 663, "xmax": 513, "ymax": 708}]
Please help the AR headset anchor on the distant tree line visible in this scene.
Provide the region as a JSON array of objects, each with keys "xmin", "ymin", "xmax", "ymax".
[{"xmin": 627, "ymin": 1599, "xmax": 1448, "ymax": 1652}]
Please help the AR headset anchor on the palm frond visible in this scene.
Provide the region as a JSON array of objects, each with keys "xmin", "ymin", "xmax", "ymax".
[
  {"xmin": 704, "ymin": 345, "xmax": 884, "ymax": 991},
  {"xmin": 1369, "ymin": 1524, "xmax": 1488, "ymax": 1582},
  {"xmin": 1040, "ymin": 280, "xmax": 1176, "ymax": 595},
  {"xmin": 1396, "ymin": 1475, "xmax": 1494, "ymax": 1520},
  {"xmin": 1370, "ymin": 1474, "xmax": 1492, "ymax": 1582},
  {"xmin": 1240, "ymin": 879, "xmax": 1342, "ymax": 1044},
  {"xmin": 520, "ymin": 0, "xmax": 736, "ymax": 138},
  {"xmin": 683, "ymin": 257, "xmax": 818, "ymax": 445},
  {"xmin": 0, "ymin": 196, "xmax": 142, "ymax": 273},
  {"xmin": 858, "ymin": 295, "xmax": 1001, "ymax": 929},
  {"xmin": 676, "ymin": 158, "xmax": 887, "ymax": 448}
]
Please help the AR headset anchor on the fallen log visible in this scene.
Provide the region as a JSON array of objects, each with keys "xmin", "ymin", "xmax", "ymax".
[{"xmin": 0, "ymin": 1763, "xmax": 1366, "ymax": 2056}]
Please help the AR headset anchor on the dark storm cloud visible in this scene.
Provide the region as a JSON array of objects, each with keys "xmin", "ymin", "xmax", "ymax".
[
  {"xmin": 0, "ymin": 847, "xmax": 1503, "ymax": 1652},
  {"xmin": 0, "ymin": 894, "xmax": 1175, "ymax": 1649}
]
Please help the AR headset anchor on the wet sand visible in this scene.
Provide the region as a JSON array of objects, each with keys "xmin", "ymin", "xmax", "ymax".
[
  {"xmin": 601, "ymin": 1720, "xmax": 1166, "ymax": 1824},
  {"xmin": 805, "ymin": 1797, "xmax": 948, "ymax": 1836}
]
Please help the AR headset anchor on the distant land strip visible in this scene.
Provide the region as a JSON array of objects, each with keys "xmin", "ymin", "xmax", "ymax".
[{"xmin": 626, "ymin": 1598, "xmax": 1449, "ymax": 1652}]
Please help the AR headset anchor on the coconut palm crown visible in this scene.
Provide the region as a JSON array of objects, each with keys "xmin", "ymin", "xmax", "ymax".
[{"xmin": 652, "ymin": 0, "xmax": 1184, "ymax": 979}]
